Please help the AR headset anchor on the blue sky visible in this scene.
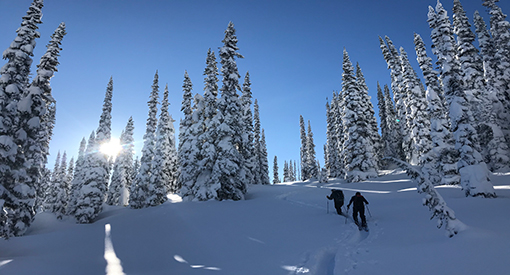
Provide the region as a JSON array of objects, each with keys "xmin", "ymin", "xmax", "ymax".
[{"xmin": 1, "ymin": 0, "xmax": 508, "ymax": 179}]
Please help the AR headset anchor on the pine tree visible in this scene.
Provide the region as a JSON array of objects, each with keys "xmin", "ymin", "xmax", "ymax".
[
  {"xmin": 414, "ymin": 33, "xmax": 459, "ymax": 185},
  {"xmin": 258, "ymin": 129, "xmax": 270, "ymax": 185},
  {"xmin": 379, "ymin": 36, "xmax": 405, "ymax": 161},
  {"xmin": 326, "ymin": 98, "xmax": 342, "ymax": 178},
  {"xmin": 45, "ymin": 151, "xmax": 61, "ymax": 212},
  {"xmin": 178, "ymin": 72, "xmax": 199, "ymax": 199},
  {"xmin": 429, "ymin": 2, "xmax": 495, "ymax": 197},
  {"xmin": 306, "ymin": 121, "xmax": 318, "ymax": 179},
  {"xmin": 382, "ymin": 85, "xmax": 402, "ymax": 160},
  {"xmin": 332, "ymin": 91, "xmax": 346, "ymax": 176},
  {"xmin": 356, "ymin": 64, "xmax": 381, "ymax": 168},
  {"xmin": 0, "ymin": 0, "xmax": 44, "ymax": 238},
  {"xmin": 53, "ymin": 152, "xmax": 68, "ymax": 219},
  {"xmin": 473, "ymin": 10, "xmax": 510, "ymax": 172},
  {"xmin": 253, "ymin": 99, "xmax": 262, "ymax": 184},
  {"xmin": 299, "ymin": 115, "xmax": 309, "ymax": 180},
  {"xmin": 210, "ymin": 21, "xmax": 247, "ymax": 199},
  {"xmin": 149, "ymin": 84, "xmax": 173, "ymax": 206},
  {"xmin": 241, "ymin": 72, "xmax": 256, "ymax": 185},
  {"xmin": 75, "ymin": 132, "xmax": 107, "ymax": 223},
  {"xmin": 341, "ymin": 49, "xmax": 378, "ymax": 182},
  {"xmin": 95, "ymin": 77, "xmax": 114, "ymax": 194},
  {"xmin": 131, "ymin": 72, "xmax": 159, "ymax": 208},
  {"xmin": 273, "ymin": 156, "xmax": 280, "ymax": 184},
  {"xmin": 67, "ymin": 138, "xmax": 87, "ymax": 215},
  {"xmin": 183, "ymin": 50, "xmax": 220, "ymax": 201},
  {"xmin": 400, "ymin": 47, "xmax": 432, "ymax": 166},
  {"xmin": 107, "ymin": 118, "xmax": 135, "ymax": 206}
]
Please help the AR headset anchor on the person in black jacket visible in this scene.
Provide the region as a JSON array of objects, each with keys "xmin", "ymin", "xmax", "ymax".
[
  {"xmin": 347, "ymin": 192, "xmax": 369, "ymax": 227},
  {"xmin": 326, "ymin": 189, "xmax": 344, "ymax": 215}
]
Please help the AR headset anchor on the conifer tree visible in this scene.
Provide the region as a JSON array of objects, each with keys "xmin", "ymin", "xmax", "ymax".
[
  {"xmin": 306, "ymin": 121, "xmax": 318, "ymax": 179},
  {"xmin": 341, "ymin": 49, "xmax": 378, "ymax": 182},
  {"xmin": 178, "ymin": 72, "xmax": 200, "ymax": 199},
  {"xmin": 332, "ymin": 91, "xmax": 345, "ymax": 176},
  {"xmin": 149, "ymin": 84, "xmax": 173, "ymax": 206},
  {"xmin": 326, "ymin": 98, "xmax": 342, "ymax": 178},
  {"xmin": 45, "ymin": 151, "xmax": 61, "ymax": 212},
  {"xmin": 400, "ymin": 47, "xmax": 432, "ymax": 166},
  {"xmin": 382, "ymin": 85, "xmax": 402, "ymax": 160},
  {"xmin": 107, "ymin": 118, "xmax": 135, "ymax": 206},
  {"xmin": 75, "ymin": 132, "xmax": 107, "ymax": 223},
  {"xmin": 299, "ymin": 115, "xmax": 309, "ymax": 180},
  {"xmin": 210, "ymin": 21, "xmax": 247, "ymax": 199},
  {"xmin": 53, "ymin": 152, "xmax": 68, "ymax": 219},
  {"xmin": 241, "ymin": 72, "xmax": 256, "ymax": 185},
  {"xmin": 429, "ymin": 2, "xmax": 495, "ymax": 197},
  {"xmin": 67, "ymin": 138, "xmax": 86, "ymax": 215},
  {"xmin": 253, "ymin": 99, "xmax": 262, "ymax": 184},
  {"xmin": 0, "ymin": 0, "xmax": 44, "ymax": 238},
  {"xmin": 414, "ymin": 33, "xmax": 459, "ymax": 185},
  {"xmin": 273, "ymin": 156, "xmax": 280, "ymax": 184},
  {"xmin": 283, "ymin": 161, "xmax": 289, "ymax": 182},
  {"xmin": 131, "ymin": 72, "xmax": 159, "ymax": 208},
  {"xmin": 356, "ymin": 63, "xmax": 381, "ymax": 168},
  {"xmin": 95, "ymin": 77, "xmax": 114, "ymax": 191},
  {"xmin": 259, "ymin": 129, "xmax": 270, "ymax": 185}
]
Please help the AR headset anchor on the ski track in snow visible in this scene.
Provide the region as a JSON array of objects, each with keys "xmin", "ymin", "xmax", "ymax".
[{"xmin": 278, "ymin": 188, "xmax": 381, "ymax": 275}]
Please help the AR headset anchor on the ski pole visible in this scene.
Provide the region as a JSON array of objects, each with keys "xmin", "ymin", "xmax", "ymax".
[
  {"xmin": 327, "ymin": 200, "xmax": 329, "ymax": 214},
  {"xmin": 366, "ymin": 204, "xmax": 372, "ymax": 218}
]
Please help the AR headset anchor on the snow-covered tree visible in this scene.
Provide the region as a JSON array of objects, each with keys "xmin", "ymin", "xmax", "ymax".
[
  {"xmin": 341, "ymin": 49, "xmax": 378, "ymax": 182},
  {"xmin": 53, "ymin": 152, "xmax": 68, "ymax": 219},
  {"xmin": 299, "ymin": 115, "xmax": 309, "ymax": 181},
  {"xmin": 178, "ymin": 72, "xmax": 200, "ymax": 199},
  {"xmin": 253, "ymin": 99, "xmax": 262, "ymax": 184},
  {"xmin": 210, "ymin": 21, "xmax": 247, "ymax": 199},
  {"xmin": 258, "ymin": 129, "xmax": 270, "ymax": 185},
  {"xmin": 429, "ymin": 2, "xmax": 496, "ymax": 197},
  {"xmin": 356, "ymin": 63, "xmax": 381, "ymax": 168},
  {"xmin": 400, "ymin": 47, "xmax": 432, "ymax": 167},
  {"xmin": 95, "ymin": 77, "xmax": 114, "ymax": 190},
  {"xmin": 75, "ymin": 131, "xmax": 107, "ymax": 223},
  {"xmin": 326, "ymin": 98, "xmax": 342, "ymax": 178},
  {"xmin": 148, "ymin": 84, "xmax": 174, "ymax": 207},
  {"xmin": 382, "ymin": 85, "xmax": 402, "ymax": 160},
  {"xmin": 67, "ymin": 138, "xmax": 86, "ymax": 215},
  {"xmin": 306, "ymin": 120, "xmax": 318, "ymax": 180},
  {"xmin": 44, "ymin": 151, "xmax": 61, "ymax": 211},
  {"xmin": 414, "ymin": 33, "xmax": 459, "ymax": 186},
  {"xmin": 0, "ymin": 0, "xmax": 44, "ymax": 238},
  {"xmin": 107, "ymin": 117, "xmax": 135, "ymax": 206},
  {"xmin": 273, "ymin": 156, "xmax": 280, "ymax": 184},
  {"xmin": 131, "ymin": 72, "xmax": 159, "ymax": 208},
  {"xmin": 241, "ymin": 72, "xmax": 256, "ymax": 185}
]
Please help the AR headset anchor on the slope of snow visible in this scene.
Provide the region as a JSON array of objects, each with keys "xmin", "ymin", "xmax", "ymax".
[{"xmin": 1, "ymin": 170, "xmax": 509, "ymax": 275}]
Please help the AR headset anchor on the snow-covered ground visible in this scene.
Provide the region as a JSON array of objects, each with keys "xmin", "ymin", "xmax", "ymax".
[{"xmin": 1, "ymin": 170, "xmax": 509, "ymax": 275}]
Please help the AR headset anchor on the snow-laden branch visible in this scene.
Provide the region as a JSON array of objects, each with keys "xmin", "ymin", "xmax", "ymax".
[{"xmin": 384, "ymin": 157, "xmax": 466, "ymax": 237}]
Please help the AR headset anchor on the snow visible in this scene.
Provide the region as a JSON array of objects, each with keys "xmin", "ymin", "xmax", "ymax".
[{"xmin": 1, "ymin": 170, "xmax": 510, "ymax": 274}]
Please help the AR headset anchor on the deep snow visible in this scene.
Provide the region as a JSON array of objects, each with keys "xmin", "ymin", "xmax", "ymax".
[{"xmin": 1, "ymin": 170, "xmax": 509, "ymax": 275}]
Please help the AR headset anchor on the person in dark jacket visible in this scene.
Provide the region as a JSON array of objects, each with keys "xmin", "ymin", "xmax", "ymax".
[
  {"xmin": 326, "ymin": 189, "xmax": 344, "ymax": 215},
  {"xmin": 347, "ymin": 192, "xmax": 369, "ymax": 227}
]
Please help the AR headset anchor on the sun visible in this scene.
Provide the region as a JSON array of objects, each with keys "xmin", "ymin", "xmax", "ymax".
[{"xmin": 100, "ymin": 137, "xmax": 123, "ymax": 158}]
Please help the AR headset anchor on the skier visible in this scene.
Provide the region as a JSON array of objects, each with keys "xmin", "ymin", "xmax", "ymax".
[
  {"xmin": 347, "ymin": 192, "xmax": 369, "ymax": 230},
  {"xmin": 326, "ymin": 189, "xmax": 344, "ymax": 215}
]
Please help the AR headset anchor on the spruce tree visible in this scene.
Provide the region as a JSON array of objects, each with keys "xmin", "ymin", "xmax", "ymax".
[
  {"xmin": 273, "ymin": 156, "xmax": 280, "ymax": 184},
  {"xmin": 131, "ymin": 72, "xmax": 159, "ymax": 208},
  {"xmin": 53, "ymin": 152, "xmax": 68, "ymax": 219},
  {"xmin": 0, "ymin": 0, "xmax": 44, "ymax": 238},
  {"xmin": 306, "ymin": 121, "xmax": 318, "ymax": 179},
  {"xmin": 326, "ymin": 98, "xmax": 342, "ymax": 178},
  {"xmin": 414, "ymin": 33, "xmax": 459, "ymax": 185},
  {"xmin": 211, "ymin": 21, "xmax": 247, "ymax": 199},
  {"xmin": 332, "ymin": 91, "xmax": 345, "ymax": 176},
  {"xmin": 75, "ymin": 132, "xmax": 106, "ymax": 223},
  {"xmin": 149, "ymin": 84, "xmax": 173, "ymax": 206},
  {"xmin": 178, "ymin": 72, "xmax": 199, "ymax": 199},
  {"xmin": 67, "ymin": 138, "xmax": 86, "ymax": 215},
  {"xmin": 258, "ymin": 129, "xmax": 270, "ymax": 185},
  {"xmin": 241, "ymin": 72, "xmax": 256, "ymax": 185},
  {"xmin": 429, "ymin": 2, "xmax": 495, "ymax": 197},
  {"xmin": 341, "ymin": 49, "xmax": 378, "ymax": 182},
  {"xmin": 299, "ymin": 115, "xmax": 309, "ymax": 180},
  {"xmin": 253, "ymin": 99, "xmax": 262, "ymax": 184}
]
